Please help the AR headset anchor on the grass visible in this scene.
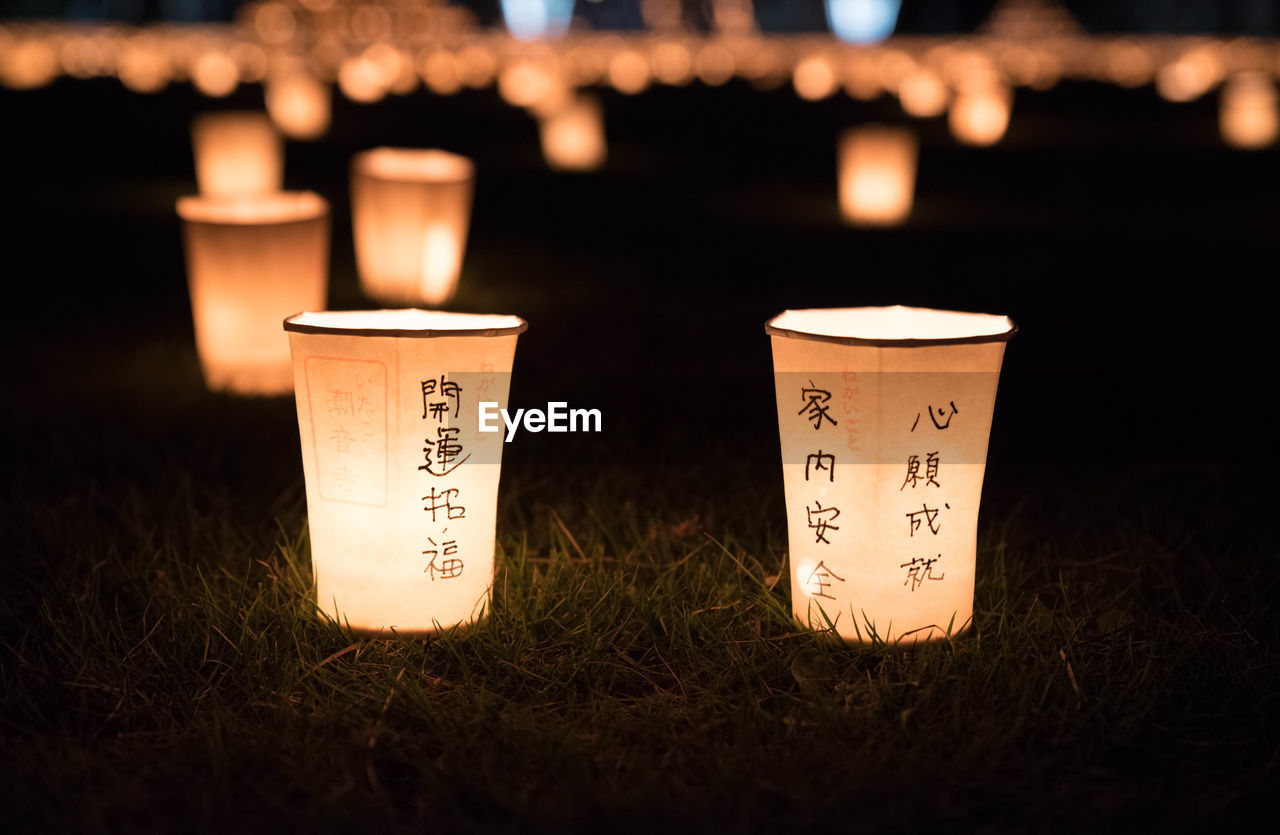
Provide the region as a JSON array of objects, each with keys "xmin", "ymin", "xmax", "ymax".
[{"xmin": 2, "ymin": 337, "xmax": 1275, "ymax": 832}]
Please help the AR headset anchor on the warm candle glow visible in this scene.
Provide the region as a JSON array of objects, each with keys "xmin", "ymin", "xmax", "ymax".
[
  {"xmin": 190, "ymin": 111, "xmax": 284, "ymax": 199},
  {"xmin": 767, "ymin": 306, "xmax": 1015, "ymax": 644},
  {"xmin": 178, "ymin": 192, "xmax": 330, "ymax": 395},
  {"xmin": 284, "ymin": 309, "xmax": 527, "ymax": 633},
  {"xmin": 266, "ymin": 63, "xmax": 332, "ymax": 140},
  {"xmin": 539, "ymin": 94, "xmax": 607, "ymax": 171},
  {"xmin": 351, "ymin": 148, "xmax": 476, "ymax": 306},
  {"xmin": 948, "ymin": 82, "xmax": 1012, "ymax": 146},
  {"xmin": 897, "ymin": 66, "xmax": 949, "ymax": 117},
  {"xmin": 838, "ymin": 125, "xmax": 918, "ymax": 226},
  {"xmin": 1220, "ymin": 72, "xmax": 1278, "ymax": 149}
]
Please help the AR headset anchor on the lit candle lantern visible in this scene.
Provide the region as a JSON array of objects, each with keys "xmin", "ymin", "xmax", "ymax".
[
  {"xmin": 1220, "ymin": 72, "xmax": 1278, "ymax": 150},
  {"xmin": 350, "ymin": 148, "xmax": 476, "ymax": 306},
  {"xmin": 283, "ymin": 309, "xmax": 527, "ymax": 634},
  {"xmin": 539, "ymin": 94, "xmax": 606, "ymax": 171},
  {"xmin": 766, "ymin": 306, "xmax": 1016, "ymax": 644},
  {"xmin": 948, "ymin": 82, "xmax": 1012, "ymax": 147},
  {"xmin": 266, "ymin": 62, "xmax": 332, "ymax": 140},
  {"xmin": 191, "ymin": 111, "xmax": 283, "ymax": 199},
  {"xmin": 837, "ymin": 125, "xmax": 918, "ymax": 226},
  {"xmin": 177, "ymin": 192, "xmax": 330, "ymax": 395}
]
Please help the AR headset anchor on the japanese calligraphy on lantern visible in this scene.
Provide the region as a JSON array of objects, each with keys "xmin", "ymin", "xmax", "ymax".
[
  {"xmin": 305, "ymin": 356, "xmax": 387, "ymax": 506},
  {"xmin": 419, "ymin": 373, "xmax": 470, "ymax": 582},
  {"xmin": 767, "ymin": 306, "xmax": 1016, "ymax": 644}
]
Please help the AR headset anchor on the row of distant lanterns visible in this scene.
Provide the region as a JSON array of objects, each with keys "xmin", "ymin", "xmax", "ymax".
[{"xmin": 3, "ymin": 1, "xmax": 1280, "ymax": 151}]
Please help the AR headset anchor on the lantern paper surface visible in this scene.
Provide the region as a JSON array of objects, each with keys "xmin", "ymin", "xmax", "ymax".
[
  {"xmin": 838, "ymin": 126, "xmax": 917, "ymax": 226},
  {"xmin": 284, "ymin": 309, "xmax": 527, "ymax": 634},
  {"xmin": 539, "ymin": 95, "xmax": 607, "ymax": 171},
  {"xmin": 191, "ymin": 112, "xmax": 284, "ymax": 199},
  {"xmin": 351, "ymin": 148, "xmax": 475, "ymax": 306},
  {"xmin": 178, "ymin": 192, "xmax": 329, "ymax": 395},
  {"xmin": 767, "ymin": 306, "xmax": 1016, "ymax": 644}
]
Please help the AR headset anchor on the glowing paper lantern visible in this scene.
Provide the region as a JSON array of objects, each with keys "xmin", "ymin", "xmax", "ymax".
[
  {"xmin": 1220, "ymin": 72, "xmax": 1278, "ymax": 150},
  {"xmin": 351, "ymin": 148, "xmax": 475, "ymax": 305},
  {"xmin": 191, "ymin": 112, "xmax": 283, "ymax": 199},
  {"xmin": 767, "ymin": 306, "xmax": 1016, "ymax": 644},
  {"xmin": 825, "ymin": 0, "xmax": 902, "ymax": 45},
  {"xmin": 948, "ymin": 83, "xmax": 1012, "ymax": 147},
  {"xmin": 283, "ymin": 309, "xmax": 527, "ymax": 633},
  {"xmin": 539, "ymin": 95, "xmax": 606, "ymax": 171},
  {"xmin": 266, "ymin": 64, "xmax": 332, "ymax": 140},
  {"xmin": 501, "ymin": 0, "xmax": 575, "ymax": 41},
  {"xmin": 178, "ymin": 192, "xmax": 330, "ymax": 395},
  {"xmin": 837, "ymin": 126, "xmax": 917, "ymax": 226}
]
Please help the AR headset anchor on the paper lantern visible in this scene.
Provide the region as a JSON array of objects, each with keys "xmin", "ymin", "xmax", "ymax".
[
  {"xmin": 825, "ymin": 0, "xmax": 902, "ymax": 45},
  {"xmin": 191, "ymin": 112, "xmax": 283, "ymax": 199},
  {"xmin": 501, "ymin": 0, "xmax": 575, "ymax": 41},
  {"xmin": 837, "ymin": 126, "xmax": 918, "ymax": 226},
  {"xmin": 266, "ymin": 63, "xmax": 331, "ymax": 140},
  {"xmin": 283, "ymin": 309, "xmax": 527, "ymax": 633},
  {"xmin": 948, "ymin": 83, "xmax": 1012, "ymax": 147},
  {"xmin": 539, "ymin": 95, "xmax": 606, "ymax": 171},
  {"xmin": 177, "ymin": 192, "xmax": 329, "ymax": 395},
  {"xmin": 1220, "ymin": 72, "xmax": 1278, "ymax": 150},
  {"xmin": 351, "ymin": 148, "xmax": 475, "ymax": 306},
  {"xmin": 766, "ymin": 306, "xmax": 1016, "ymax": 644},
  {"xmin": 897, "ymin": 66, "xmax": 949, "ymax": 117}
]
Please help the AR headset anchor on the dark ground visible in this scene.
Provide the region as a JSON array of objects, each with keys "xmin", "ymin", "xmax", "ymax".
[{"xmin": 1, "ymin": 70, "xmax": 1277, "ymax": 831}]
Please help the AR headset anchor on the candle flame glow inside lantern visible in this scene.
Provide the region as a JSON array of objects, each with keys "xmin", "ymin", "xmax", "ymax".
[
  {"xmin": 266, "ymin": 64, "xmax": 332, "ymax": 140},
  {"xmin": 191, "ymin": 111, "xmax": 284, "ymax": 199},
  {"xmin": 948, "ymin": 82, "xmax": 1012, "ymax": 147},
  {"xmin": 351, "ymin": 148, "xmax": 475, "ymax": 306},
  {"xmin": 178, "ymin": 192, "xmax": 330, "ymax": 395},
  {"xmin": 767, "ymin": 306, "xmax": 1016, "ymax": 644},
  {"xmin": 284, "ymin": 309, "xmax": 527, "ymax": 634},
  {"xmin": 539, "ymin": 94, "xmax": 607, "ymax": 171},
  {"xmin": 1220, "ymin": 72, "xmax": 1278, "ymax": 150},
  {"xmin": 825, "ymin": 0, "xmax": 902, "ymax": 44},
  {"xmin": 838, "ymin": 126, "xmax": 917, "ymax": 226},
  {"xmin": 501, "ymin": 0, "xmax": 575, "ymax": 41}
]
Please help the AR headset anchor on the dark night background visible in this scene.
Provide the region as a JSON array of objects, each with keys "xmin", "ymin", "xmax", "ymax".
[{"xmin": 2, "ymin": 1, "xmax": 1278, "ymax": 831}]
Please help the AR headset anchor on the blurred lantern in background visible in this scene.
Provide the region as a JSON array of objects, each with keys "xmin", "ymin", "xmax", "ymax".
[
  {"xmin": 838, "ymin": 125, "xmax": 917, "ymax": 226},
  {"xmin": 191, "ymin": 49, "xmax": 239, "ymax": 97},
  {"xmin": 178, "ymin": 192, "xmax": 330, "ymax": 395},
  {"xmin": 896, "ymin": 66, "xmax": 949, "ymax": 117},
  {"xmin": 191, "ymin": 111, "xmax": 284, "ymax": 198},
  {"xmin": 117, "ymin": 36, "xmax": 170, "ymax": 93},
  {"xmin": 794, "ymin": 52, "xmax": 839, "ymax": 101},
  {"xmin": 501, "ymin": 0, "xmax": 575, "ymax": 41},
  {"xmin": 283, "ymin": 309, "xmax": 527, "ymax": 633},
  {"xmin": 0, "ymin": 36, "xmax": 58, "ymax": 89},
  {"xmin": 825, "ymin": 0, "xmax": 902, "ymax": 44},
  {"xmin": 766, "ymin": 306, "xmax": 1016, "ymax": 644},
  {"xmin": 1220, "ymin": 72, "xmax": 1278, "ymax": 149},
  {"xmin": 539, "ymin": 94, "xmax": 606, "ymax": 171},
  {"xmin": 266, "ymin": 59, "xmax": 332, "ymax": 140},
  {"xmin": 351, "ymin": 148, "xmax": 475, "ymax": 306},
  {"xmin": 948, "ymin": 78, "xmax": 1012, "ymax": 146},
  {"xmin": 1155, "ymin": 45, "xmax": 1222, "ymax": 103}
]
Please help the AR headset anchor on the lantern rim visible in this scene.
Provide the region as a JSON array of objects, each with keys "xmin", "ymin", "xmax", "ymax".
[
  {"xmin": 283, "ymin": 309, "xmax": 528, "ymax": 338},
  {"xmin": 176, "ymin": 191, "xmax": 329, "ymax": 226},
  {"xmin": 352, "ymin": 147, "xmax": 476, "ymax": 184},
  {"xmin": 765, "ymin": 306, "xmax": 1017, "ymax": 347}
]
